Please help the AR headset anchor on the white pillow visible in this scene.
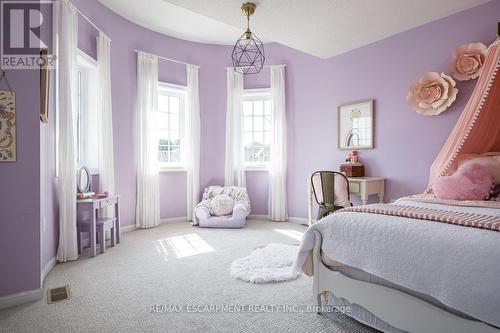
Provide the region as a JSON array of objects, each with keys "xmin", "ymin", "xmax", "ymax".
[{"xmin": 211, "ymin": 194, "xmax": 234, "ymax": 216}]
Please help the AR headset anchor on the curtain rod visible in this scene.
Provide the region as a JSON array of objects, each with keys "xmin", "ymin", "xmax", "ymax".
[
  {"xmin": 225, "ymin": 64, "xmax": 286, "ymax": 69},
  {"xmin": 134, "ymin": 49, "xmax": 200, "ymax": 68},
  {"xmin": 74, "ymin": 7, "xmax": 106, "ymax": 36}
]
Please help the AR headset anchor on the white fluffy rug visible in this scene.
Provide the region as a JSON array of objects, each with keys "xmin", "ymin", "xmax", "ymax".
[{"xmin": 230, "ymin": 243, "xmax": 300, "ymax": 283}]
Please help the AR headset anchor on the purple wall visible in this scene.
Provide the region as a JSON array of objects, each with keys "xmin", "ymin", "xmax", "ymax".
[{"xmin": 0, "ymin": 69, "xmax": 41, "ymax": 297}]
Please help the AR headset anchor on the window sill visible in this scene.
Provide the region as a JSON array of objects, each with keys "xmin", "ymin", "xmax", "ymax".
[
  {"xmin": 160, "ymin": 166, "xmax": 187, "ymax": 173},
  {"xmin": 244, "ymin": 166, "xmax": 269, "ymax": 172},
  {"xmin": 89, "ymin": 169, "xmax": 99, "ymax": 175}
]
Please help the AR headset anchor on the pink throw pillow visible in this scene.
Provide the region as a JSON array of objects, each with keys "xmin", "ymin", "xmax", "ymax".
[
  {"xmin": 459, "ymin": 154, "xmax": 500, "ymax": 184},
  {"xmin": 433, "ymin": 163, "xmax": 493, "ymax": 201}
]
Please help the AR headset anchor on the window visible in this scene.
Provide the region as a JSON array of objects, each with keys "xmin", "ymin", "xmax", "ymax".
[
  {"xmin": 157, "ymin": 83, "xmax": 187, "ymax": 169},
  {"xmin": 242, "ymin": 89, "xmax": 272, "ymax": 168},
  {"xmin": 76, "ymin": 50, "xmax": 98, "ymax": 171}
]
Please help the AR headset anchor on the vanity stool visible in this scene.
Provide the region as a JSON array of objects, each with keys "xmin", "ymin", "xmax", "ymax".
[{"xmin": 77, "ymin": 218, "xmax": 117, "ymax": 255}]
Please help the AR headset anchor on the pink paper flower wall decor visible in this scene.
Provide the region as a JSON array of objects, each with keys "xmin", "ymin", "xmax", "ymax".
[
  {"xmin": 449, "ymin": 42, "xmax": 488, "ymax": 81},
  {"xmin": 407, "ymin": 72, "xmax": 458, "ymax": 116}
]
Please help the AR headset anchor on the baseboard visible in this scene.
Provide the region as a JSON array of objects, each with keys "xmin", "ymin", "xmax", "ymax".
[
  {"xmin": 248, "ymin": 214, "xmax": 312, "ymax": 226},
  {"xmin": 0, "ymin": 288, "xmax": 42, "ymax": 310},
  {"xmin": 120, "ymin": 224, "xmax": 137, "ymax": 233},
  {"xmin": 287, "ymin": 217, "xmax": 313, "ymax": 225},
  {"xmin": 41, "ymin": 257, "xmax": 56, "ymax": 286},
  {"xmin": 124, "ymin": 215, "xmax": 309, "ymax": 230},
  {"xmin": 121, "ymin": 216, "xmax": 189, "ymax": 233},
  {"xmin": 160, "ymin": 216, "xmax": 188, "ymax": 224},
  {"xmin": 248, "ymin": 214, "xmax": 268, "ymax": 220}
]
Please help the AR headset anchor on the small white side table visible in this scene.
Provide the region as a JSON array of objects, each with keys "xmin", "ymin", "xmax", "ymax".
[
  {"xmin": 347, "ymin": 177, "xmax": 385, "ymax": 206},
  {"xmin": 307, "ymin": 175, "xmax": 385, "ymax": 225}
]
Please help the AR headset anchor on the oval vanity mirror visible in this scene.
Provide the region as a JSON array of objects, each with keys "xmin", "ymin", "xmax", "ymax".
[{"xmin": 77, "ymin": 165, "xmax": 92, "ymax": 193}]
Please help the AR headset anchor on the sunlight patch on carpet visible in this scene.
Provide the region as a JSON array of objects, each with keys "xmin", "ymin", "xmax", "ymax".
[
  {"xmin": 157, "ymin": 233, "xmax": 214, "ymax": 258},
  {"xmin": 274, "ymin": 228, "xmax": 304, "ymax": 241}
]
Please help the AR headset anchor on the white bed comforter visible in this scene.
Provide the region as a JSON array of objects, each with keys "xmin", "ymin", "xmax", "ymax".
[{"xmin": 293, "ymin": 199, "xmax": 500, "ymax": 327}]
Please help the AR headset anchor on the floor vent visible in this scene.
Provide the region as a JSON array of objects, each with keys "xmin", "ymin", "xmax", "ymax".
[{"xmin": 47, "ymin": 285, "xmax": 71, "ymax": 304}]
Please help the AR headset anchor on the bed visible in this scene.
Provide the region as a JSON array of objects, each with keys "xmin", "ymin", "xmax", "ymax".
[{"xmin": 293, "ymin": 196, "xmax": 500, "ymax": 333}]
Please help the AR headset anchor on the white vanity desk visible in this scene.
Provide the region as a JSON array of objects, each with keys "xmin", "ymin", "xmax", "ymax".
[{"xmin": 307, "ymin": 176, "xmax": 385, "ymax": 225}]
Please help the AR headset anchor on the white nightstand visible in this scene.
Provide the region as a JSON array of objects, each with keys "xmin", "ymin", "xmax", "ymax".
[{"xmin": 347, "ymin": 177, "xmax": 385, "ymax": 206}]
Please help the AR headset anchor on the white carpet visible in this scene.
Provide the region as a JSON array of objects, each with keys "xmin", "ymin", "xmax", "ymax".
[
  {"xmin": 0, "ymin": 220, "xmax": 377, "ymax": 333},
  {"xmin": 230, "ymin": 243, "xmax": 300, "ymax": 283}
]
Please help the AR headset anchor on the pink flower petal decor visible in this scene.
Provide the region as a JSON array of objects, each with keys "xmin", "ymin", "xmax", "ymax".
[
  {"xmin": 407, "ymin": 72, "xmax": 458, "ymax": 116},
  {"xmin": 449, "ymin": 42, "xmax": 488, "ymax": 81}
]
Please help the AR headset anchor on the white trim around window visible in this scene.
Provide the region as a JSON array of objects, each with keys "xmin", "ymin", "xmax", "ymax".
[
  {"xmin": 157, "ymin": 82, "xmax": 188, "ymax": 172},
  {"xmin": 76, "ymin": 49, "xmax": 99, "ymax": 172},
  {"xmin": 242, "ymin": 88, "xmax": 272, "ymax": 171}
]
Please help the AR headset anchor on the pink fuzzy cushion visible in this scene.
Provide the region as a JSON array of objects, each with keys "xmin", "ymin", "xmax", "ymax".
[
  {"xmin": 458, "ymin": 153, "xmax": 500, "ymax": 184},
  {"xmin": 433, "ymin": 163, "xmax": 493, "ymax": 201}
]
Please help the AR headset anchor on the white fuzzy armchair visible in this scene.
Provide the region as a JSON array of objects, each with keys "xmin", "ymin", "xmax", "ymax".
[{"xmin": 194, "ymin": 186, "xmax": 251, "ymax": 228}]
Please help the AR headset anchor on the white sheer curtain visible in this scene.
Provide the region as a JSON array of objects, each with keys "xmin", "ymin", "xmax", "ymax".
[
  {"xmin": 135, "ymin": 52, "xmax": 160, "ymax": 229},
  {"xmin": 186, "ymin": 64, "xmax": 201, "ymax": 221},
  {"xmin": 56, "ymin": 0, "xmax": 78, "ymax": 262},
  {"xmin": 224, "ymin": 69, "xmax": 246, "ymax": 187},
  {"xmin": 268, "ymin": 65, "xmax": 287, "ymax": 221},
  {"xmin": 96, "ymin": 32, "xmax": 115, "ymax": 217}
]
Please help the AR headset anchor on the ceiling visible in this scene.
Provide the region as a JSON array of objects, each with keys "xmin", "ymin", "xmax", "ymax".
[
  {"xmin": 98, "ymin": 0, "xmax": 490, "ymax": 59},
  {"xmin": 96, "ymin": 0, "xmax": 244, "ymax": 45}
]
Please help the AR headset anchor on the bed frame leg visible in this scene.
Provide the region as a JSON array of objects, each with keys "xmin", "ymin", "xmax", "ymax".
[
  {"xmin": 316, "ymin": 294, "xmax": 322, "ymax": 314},
  {"xmin": 313, "ymin": 230, "xmax": 323, "ymax": 315}
]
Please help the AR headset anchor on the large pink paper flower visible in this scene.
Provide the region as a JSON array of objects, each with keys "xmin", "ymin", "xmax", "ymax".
[
  {"xmin": 407, "ymin": 72, "xmax": 458, "ymax": 116},
  {"xmin": 449, "ymin": 42, "xmax": 487, "ymax": 81}
]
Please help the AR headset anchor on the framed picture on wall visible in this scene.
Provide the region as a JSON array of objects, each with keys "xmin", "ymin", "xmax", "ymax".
[
  {"xmin": 40, "ymin": 49, "xmax": 50, "ymax": 123},
  {"xmin": 338, "ymin": 99, "xmax": 374, "ymax": 150},
  {"xmin": 0, "ymin": 89, "xmax": 16, "ymax": 162}
]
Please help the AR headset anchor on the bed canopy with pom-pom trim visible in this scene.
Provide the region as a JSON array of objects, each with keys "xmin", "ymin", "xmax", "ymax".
[{"xmin": 427, "ymin": 29, "xmax": 500, "ymax": 192}]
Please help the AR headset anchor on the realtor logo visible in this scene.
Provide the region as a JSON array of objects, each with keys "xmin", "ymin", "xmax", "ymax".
[{"xmin": 1, "ymin": 0, "xmax": 55, "ymax": 69}]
